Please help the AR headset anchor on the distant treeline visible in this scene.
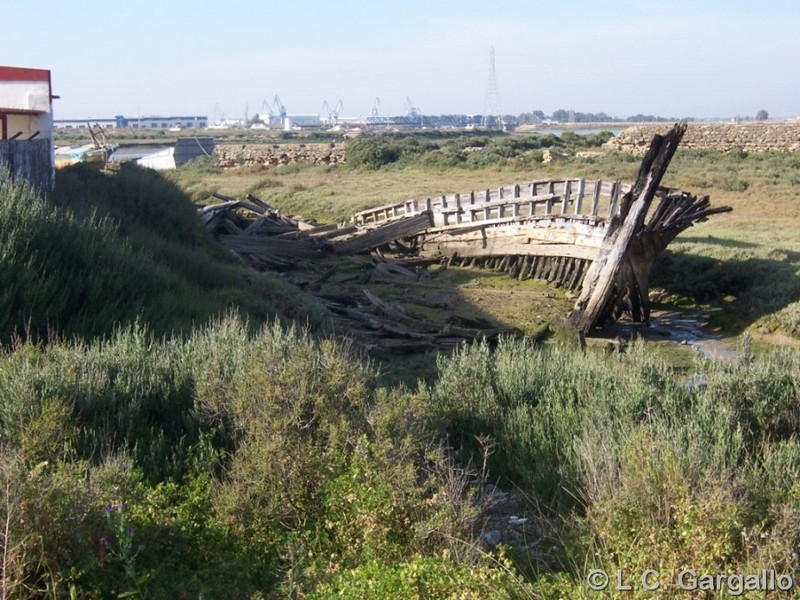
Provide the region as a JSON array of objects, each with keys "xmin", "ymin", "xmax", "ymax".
[{"xmin": 515, "ymin": 109, "xmax": 687, "ymax": 124}]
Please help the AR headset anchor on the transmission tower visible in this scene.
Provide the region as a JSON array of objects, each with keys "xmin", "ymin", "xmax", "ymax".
[{"xmin": 481, "ymin": 47, "xmax": 505, "ymax": 130}]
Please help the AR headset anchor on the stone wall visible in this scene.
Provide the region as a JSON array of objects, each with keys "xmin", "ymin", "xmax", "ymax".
[
  {"xmin": 605, "ymin": 122, "xmax": 800, "ymax": 154},
  {"xmin": 216, "ymin": 142, "xmax": 346, "ymax": 168}
]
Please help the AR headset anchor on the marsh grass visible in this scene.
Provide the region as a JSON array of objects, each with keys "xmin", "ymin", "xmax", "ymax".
[
  {"xmin": 0, "ymin": 316, "xmax": 538, "ymax": 597},
  {"xmin": 0, "ymin": 165, "xmax": 328, "ymax": 344},
  {"xmin": 431, "ymin": 337, "xmax": 800, "ymax": 596}
]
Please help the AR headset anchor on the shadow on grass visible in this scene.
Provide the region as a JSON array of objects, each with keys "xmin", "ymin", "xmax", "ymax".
[
  {"xmin": 651, "ymin": 249, "xmax": 800, "ymax": 333},
  {"xmin": 676, "ymin": 235, "xmax": 759, "ymax": 249}
]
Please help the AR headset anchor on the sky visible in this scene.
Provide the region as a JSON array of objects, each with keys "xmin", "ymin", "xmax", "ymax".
[{"xmin": 4, "ymin": 0, "xmax": 799, "ymax": 121}]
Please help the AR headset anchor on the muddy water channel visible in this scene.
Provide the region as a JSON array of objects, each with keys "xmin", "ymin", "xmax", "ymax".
[
  {"xmin": 603, "ymin": 309, "xmax": 741, "ymax": 365},
  {"xmin": 648, "ymin": 311, "xmax": 740, "ymax": 363}
]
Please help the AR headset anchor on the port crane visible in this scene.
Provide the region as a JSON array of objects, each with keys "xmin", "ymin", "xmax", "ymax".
[
  {"xmin": 322, "ymin": 99, "xmax": 343, "ymax": 126},
  {"xmin": 259, "ymin": 95, "xmax": 288, "ymax": 127}
]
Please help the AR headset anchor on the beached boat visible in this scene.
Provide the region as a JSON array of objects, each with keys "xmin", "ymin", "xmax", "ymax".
[
  {"xmin": 54, "ymin": 143, "xmax": 113, "ymax": 168},
  {"xmin": 54, "ymin": 123, "xmax": 117, "ymax": 169},
  {"xmin": 136, "ymin": 136, "xmax": 214, "ymax": 170}
]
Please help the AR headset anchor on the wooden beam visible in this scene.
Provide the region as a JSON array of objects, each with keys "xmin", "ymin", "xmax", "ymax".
[{"xmin": 568, "ymin": 122, "xmax": 688, "ymax": 335}]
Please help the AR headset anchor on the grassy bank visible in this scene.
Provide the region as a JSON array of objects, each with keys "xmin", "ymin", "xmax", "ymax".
[
  {"xmin": 2, "ymin": 315, "xmax": 798, "ymax": 597},
  {"xmin": 0, "ymin": 165, "xmax": 327, "ymax": 344}
]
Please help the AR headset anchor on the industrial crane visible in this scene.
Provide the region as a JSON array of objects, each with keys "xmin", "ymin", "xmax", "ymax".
[
  {"xmin": 405, "ymin": 96, "xmax": 420, "ymax": 118},
  {"xmin": 273, "ymin": 95, "xmax": 287, "ymax": 121},
  {"xmin": 322, "ymin": 99, "xmax": 343, "ymax": 127},
  {"xmin": 258, "ymin": 96, "xmax": 288, "ymax": 127},
  {"xmin": 259, "ymin": 99, "xmax": 275, "ymax": 125}
]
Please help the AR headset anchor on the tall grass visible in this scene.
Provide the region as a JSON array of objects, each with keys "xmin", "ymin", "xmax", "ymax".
[
  {"xmin": 0, "ymin": 165, "xmax": 327, "ymax": 344},
  {"xmin": 430, "ymin": 336, "xmax": 800, "ymax": 594},
  {"xmin": 0, "ymin": 316, "xmax": 531, "ymax": 597}
]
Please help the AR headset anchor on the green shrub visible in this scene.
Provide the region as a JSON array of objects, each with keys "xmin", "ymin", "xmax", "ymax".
[
  {"xmin": 722, "ymin": 176, "xmax": 750, "ymax": 192},
  {"xmin": 308, "ymin": 554, "xmax": 535, "ymax": 600},
  {"xmin": 0, "ymin": 165, "xmax": 327, "ymax": 345},
  {"xmin": 431, "ymin": 337, "xmax": 800, "ymax": 593},
  {"xmin": 0, "ymin": 166, "xmax": 167, "ymax": 342},
  {"xmin": 346, "ymin": 137, "xmax": 402, "ymax": 169}
]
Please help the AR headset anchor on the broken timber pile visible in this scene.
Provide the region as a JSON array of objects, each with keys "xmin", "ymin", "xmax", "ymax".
[
  {"xmin": 200, "ymin": 192, "xmax": 432, "ymax": 268},
  {"xmin": 319, "ymin": 287, "xmax": 521, "ymax": 354},
  {"xmin": 201, "ymin": 122, "xmax": 731, "ymax": 336}
]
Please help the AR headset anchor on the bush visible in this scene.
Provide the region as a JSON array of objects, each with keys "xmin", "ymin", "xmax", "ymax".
[
  {"xmin": 431, "ymin": 337, "xmax": 800, "ymax": 592},
  {"xmin": 346, "ymin": 137, "xmax": 401, "ymax": 170},
  {"xmin": 0, "ymin": 166, "xmax": 168, "ymax": 342},
  {"xmin": 308, "ymin": 554, "xmax": 535, "ymax": 599}
]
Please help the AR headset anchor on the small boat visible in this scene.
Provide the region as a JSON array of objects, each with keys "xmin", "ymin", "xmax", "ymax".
[
  {"xmin": 54, "ymin": 122, "xmax": 117, "ymax": 169},
  {"xmin": 55, "ymin": 143, "xmax": 113, "ymax": 168},
  {"xmin": 136, "ymin": 136, "xmax": 214, "ymax": 170}
]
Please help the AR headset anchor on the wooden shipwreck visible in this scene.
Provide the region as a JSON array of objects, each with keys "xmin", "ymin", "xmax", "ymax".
[{"xmin": 202, "ymin": 123, "xmax": 731, "ymax": 338}]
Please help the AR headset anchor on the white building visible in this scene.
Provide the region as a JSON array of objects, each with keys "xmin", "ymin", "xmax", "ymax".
[
  {"xmin": 0, "ymin": 65, "xmax": 56, "ymax": 188},
  {"xmin": 54, "ymin": 118, "xmax": 117, "ymax": 130},
  {"xmin": 114, "ymin": 115, "xmax": 208, "ymax": 130}
]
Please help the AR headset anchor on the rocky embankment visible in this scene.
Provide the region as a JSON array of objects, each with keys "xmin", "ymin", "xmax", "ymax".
[
  {"xmin": 216, "ymin": 143, "xmax": 346, "ymax": 167},
  {"xmin": 606, "ymin": 121, "xmax": 800, "ymax": 154}
]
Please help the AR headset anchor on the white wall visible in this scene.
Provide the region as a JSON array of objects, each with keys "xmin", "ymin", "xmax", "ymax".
[{"xmin": 0, "ymin": 80, "xmax": 53, "ymax": 139}]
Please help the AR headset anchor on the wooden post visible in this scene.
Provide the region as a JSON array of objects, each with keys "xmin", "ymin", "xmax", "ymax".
[
  {"xmin": 590, "ymin": 180, "xmax": 602, "ymax": 216},
  {"xmin": 608, "ymin": 181, "xmax": 620, "ymax": 218},
  {"xmin": 574, "ymin": 179, "xmax": 585, "ymax": 215},
  {"xmin": 560, "ymin": 180, "xmax": 572, "ymax": 214},
  {"xmin": 518, "ymin": 255, "xmax": 531, "ymax": 280},
  {"xmin": 455, "ymin": 193, "xmax": 462, "ymax": 224}
]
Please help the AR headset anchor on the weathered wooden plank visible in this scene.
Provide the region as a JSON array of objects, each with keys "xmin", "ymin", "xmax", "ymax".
[
  {"xmin": 533, "ymin": 256, "xmax": 546, "ymax": 279},
  {"xmin": 421, "ymin": 238, "xmax": 601, "ymax": 261},
  {"xmin": 607, "ymin": 180, "xmax": 621, "ymax": 218},
  {"xmin": 590, "ymin": 179, "xmax": 602, "ymax": 216},
  {"xmin": 219, "ymin": 234, "xmax": 323, "ymax": 257},
  {"xmin": 246, "ymin": 193, "xmax": 273, "ymax": 211},
  {"xmin": 334, "ymin": 212, "xmax": 433, "ymax": 255},
  {"xmin": 560, "ymin": 180, "xmax": 572, "ymax": 214},
  {"xmin": 574, "ymin": 179, "xmax": 585, "ymax": 214},
  {"xmin": 200, "ymin": 199, "xmax": 240, "ymax": 213}
]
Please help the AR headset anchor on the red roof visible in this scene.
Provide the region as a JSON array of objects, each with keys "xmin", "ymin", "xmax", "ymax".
[{"xmin": 0, "ymin": 66, "xmax": 51, "ymax": 82}]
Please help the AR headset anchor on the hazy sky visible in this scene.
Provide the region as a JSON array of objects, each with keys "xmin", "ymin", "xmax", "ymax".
[{"xmin": 4, "ymin": 0, "xmax": 799, "ymax": 120}]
